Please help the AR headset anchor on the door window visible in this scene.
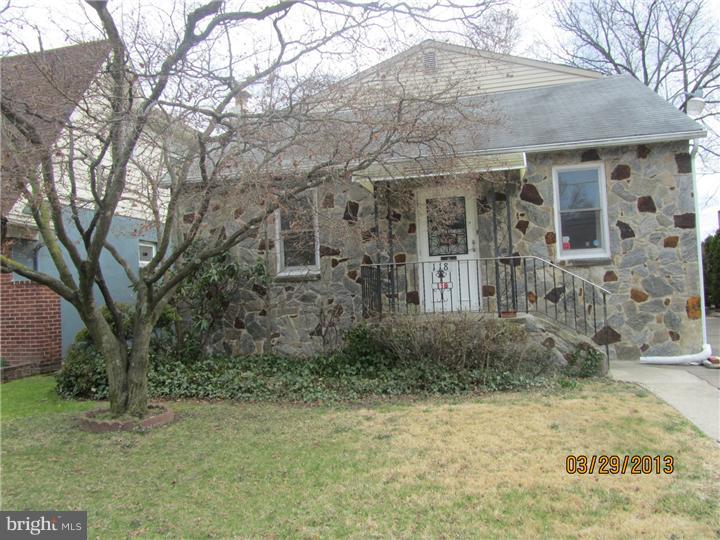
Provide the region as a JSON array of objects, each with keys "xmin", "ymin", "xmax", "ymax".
[{"xmin": 426, "ymin": 196, "xmax": 468, "ymax": 256}]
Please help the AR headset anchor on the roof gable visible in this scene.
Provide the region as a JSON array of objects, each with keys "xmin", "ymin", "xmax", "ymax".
[
  {"xmin": 341, "ymin": 40, "xmax": 602, "ymax": 98},
  {"xmin": 1, "ymin": 40, "xmax": 111, "ymax": 217}
]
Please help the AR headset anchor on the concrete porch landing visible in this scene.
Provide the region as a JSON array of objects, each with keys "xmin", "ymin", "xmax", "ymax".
[{"xmin": 610, "ymin": 311, "xmax": 720, "ymax": 442}]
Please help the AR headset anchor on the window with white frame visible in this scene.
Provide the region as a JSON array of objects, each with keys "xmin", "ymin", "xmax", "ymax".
[
  {"xmin": 552, "ymin": 163, "xmax": 610, "ymax": 260},
  {"xmin": 138, "ymin": 240, "xmax": 157, "ymax": 267},
  {"xmin": 275, "ymin": 190, "xmax": 320, "ymax": 274}
]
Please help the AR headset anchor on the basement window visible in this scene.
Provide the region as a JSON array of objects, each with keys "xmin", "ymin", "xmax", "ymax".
[
  {"xmin": 275, "ymin": 189, "xmax": 320, "ymax": 278},
  {"xmin": 552, "ymin": 163, "xmax": 610, "ymax": 261}
]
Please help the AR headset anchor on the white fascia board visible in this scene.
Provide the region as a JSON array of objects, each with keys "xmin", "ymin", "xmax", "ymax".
[
  {"xmin": 351, "ymin": 152, "xmax": 527, "ymax": 183},
  {"xmin": 475, "ymin": 130, "xmax": 707, "ymax": 156},
  {"xmin": 354, "ymin": 163, "xmax": 524, "ymax": 183}
]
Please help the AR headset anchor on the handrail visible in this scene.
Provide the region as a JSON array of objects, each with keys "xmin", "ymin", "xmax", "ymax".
[
  {"xmin": 360, "ymin": 255, "xmax": 611, "ymax": 358},
  {"xmin": 361, "ymin": 255, "xmax": 611, "ymax": 295}
]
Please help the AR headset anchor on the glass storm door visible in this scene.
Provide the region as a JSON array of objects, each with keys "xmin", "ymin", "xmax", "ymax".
[{"xmin": 416, "ymin": 186, "xmax": 481, "ymax": 312}]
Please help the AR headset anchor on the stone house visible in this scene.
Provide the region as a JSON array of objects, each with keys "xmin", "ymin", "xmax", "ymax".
[{"xmin": 189, "ymin": 41, "xmax": 707, "ymax": 361}]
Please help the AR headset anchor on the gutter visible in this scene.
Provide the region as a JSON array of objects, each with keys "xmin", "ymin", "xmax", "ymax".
[
  {"xmin": 690, "ymin": 138, "xmax": 710, "ymax": 353},
  {"xmin": 473, "ymin": 130, "xmax": 707, "ymax": 156}
]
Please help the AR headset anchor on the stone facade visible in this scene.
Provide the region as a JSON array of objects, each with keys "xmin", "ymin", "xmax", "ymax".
[
  {"xmin": 188, "ymin": 140, "xmax": 702, "ymax": 360},
  {"xmin": 511, "ymin": 141, "xmax": 702, "ymax": 360},
  {"xmin": 181, "ymin": 179, "xmax": 377, "ymax": 356}
]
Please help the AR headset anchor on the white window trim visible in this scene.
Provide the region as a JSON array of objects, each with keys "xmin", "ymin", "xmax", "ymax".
[
  {"xmin": 552, "ymin": 162, "xmax": 611, "ymax": 262},
  {"xmin": 275, "ymin": 189, "xmax": 321, "ymax": 277},
  {"xmin": 138, "ymin": 240, "xmax": 157, "ymax": 268}
]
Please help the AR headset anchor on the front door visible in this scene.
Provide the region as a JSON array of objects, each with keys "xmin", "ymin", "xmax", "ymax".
[{"xmin": 416, "ymin": 186, "xmax": 481, "ymax": 312}]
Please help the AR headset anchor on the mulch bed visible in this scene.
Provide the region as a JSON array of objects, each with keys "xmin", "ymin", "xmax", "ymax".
[{"xmin": 78, "ymin": 403, "xmax": 174, "ymax": 432}]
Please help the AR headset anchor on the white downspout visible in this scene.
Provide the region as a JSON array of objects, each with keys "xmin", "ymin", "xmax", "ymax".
[
  {"xmin": 691, "ymin": 138, "xmax": 710, "ymax": 350},
  {"xmin": 640, "ymin": 343, "xmax": 711, "ymax": 364},
  {"xmin": 641, "ymin": 137, "xmax": 711, "ymax": 364}
]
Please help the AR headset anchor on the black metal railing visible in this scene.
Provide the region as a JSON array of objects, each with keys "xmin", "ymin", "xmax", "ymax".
[{"xmin": 360, "ymin": 256, "xmax": 610, "ymax": 355}]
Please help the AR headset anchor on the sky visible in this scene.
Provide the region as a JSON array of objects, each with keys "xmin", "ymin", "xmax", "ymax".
[{"xmin": 3, "ymin": 0, "xmax": 719, "ymax": 237}]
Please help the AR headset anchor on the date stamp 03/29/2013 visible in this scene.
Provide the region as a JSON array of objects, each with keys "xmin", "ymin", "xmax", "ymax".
[{"xmin": 565, "ymin": 455, "xmax": 674, "ymax": 475}]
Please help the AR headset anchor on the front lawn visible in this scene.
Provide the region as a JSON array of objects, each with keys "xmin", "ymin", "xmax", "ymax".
[
  {"xmin": 1, "ymin": 377, "xmax": 719, "ymax": 538},
  {"xmin": 0, "ymin": 375, "xmax": 97, "ymax": 421}
]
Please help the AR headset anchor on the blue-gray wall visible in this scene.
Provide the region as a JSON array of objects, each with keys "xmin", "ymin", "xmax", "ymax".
[{"xmin": 12, "ymin": 208, "xmax": 157, "ymax": 355}]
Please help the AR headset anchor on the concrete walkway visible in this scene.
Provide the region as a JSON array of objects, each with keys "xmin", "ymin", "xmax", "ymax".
[{"xmin": 610, "ymin": 313, "xmax": 720, "ymax": 442}]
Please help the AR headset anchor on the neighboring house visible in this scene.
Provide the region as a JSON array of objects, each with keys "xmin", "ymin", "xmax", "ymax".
[
  {"xmin": 0, "ymin": 42, "xmax": 160, "ymax": 379},
  {"xmin": 183, "ymin": 40, "xmax": 707, "ymax": 362}
]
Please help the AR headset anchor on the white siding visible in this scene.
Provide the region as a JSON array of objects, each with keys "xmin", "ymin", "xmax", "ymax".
[
  {"xmin": 7, "ymin": 71, "xmax": 168, "ymax": 227},
  {"xmin": 344, "ymin": 43, "xmax": 601, "ymax": 99}
]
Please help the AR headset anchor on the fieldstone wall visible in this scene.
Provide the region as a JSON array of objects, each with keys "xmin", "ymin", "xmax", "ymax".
[
  {"xmin": 519, "ymin": 313, "xmax": 604, "ymax": 367},
  {"xmin": 512, "ymin": 141, "xmax": 702, "ymax": 360},
  {"xmin": 185, "ymin": 140, "xmax": 702, "ymax": 360},
  {"xmin": 261, "ymin": 180, "xmax": 375, "ymax": 355},
  {"xmin": 180, "ymin": 178, "xmax": 378, "ymax": 356}
]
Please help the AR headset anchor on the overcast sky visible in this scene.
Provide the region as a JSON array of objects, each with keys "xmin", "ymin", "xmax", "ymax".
[{"xmin": 3, "ymin": 0, "xmax": 719, "ymax": 237}]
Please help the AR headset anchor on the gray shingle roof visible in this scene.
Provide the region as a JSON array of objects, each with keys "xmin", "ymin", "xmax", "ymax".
[
  {"xmin": 179, "ymin": 72, "xmax": 709, "ymax": 185},
  {"xmin": 462, "ymin": 74, "xmax": 705, "ymax": 154}
]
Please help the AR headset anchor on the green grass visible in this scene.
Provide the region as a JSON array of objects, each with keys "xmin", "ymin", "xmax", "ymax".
[
  {"xmin": 1, "ymin": 377, "xmax": 719, "ymax": 538},
  {"xmin": 0, "ymin": 376, "xmax": 97, "ymax": 421}
]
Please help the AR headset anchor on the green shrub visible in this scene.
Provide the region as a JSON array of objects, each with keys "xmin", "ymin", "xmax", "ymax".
[
  {"xmin": 563, "ymin": 345, "xmax": 604, "ymax": 378},
  {"xmin": 55, "ymin": 341, "xmax": 108, "ymax": 399},
  {"xmin": 55, "ymin": 303, "xmax": 178, "ymax": 399},
  {"xmin": 703, "ymin": 230, "xmax": 720, "ymax": 308},
  {"xmin": 316, "ymin": 324, "xmax": 396, "ymax": 376},
  {"xmin": 58, "ymin": 313, "xmax": 567, "ymax": 403},
  {"xmin": 175, "ymin": 249, "xmax": 266, "ymax": 354}
]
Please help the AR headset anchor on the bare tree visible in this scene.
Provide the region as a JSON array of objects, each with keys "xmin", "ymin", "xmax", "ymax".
[
  {"xmin": 463, "ymin": 6, "xmax": 519, "ymax": 53},
  {"xmin": 549, "ymin": 0, "xmax": 719, "ymax": 159},
  {"xmin": 1, "ymin": 0, "xmax": 499, "ymax": 417}
]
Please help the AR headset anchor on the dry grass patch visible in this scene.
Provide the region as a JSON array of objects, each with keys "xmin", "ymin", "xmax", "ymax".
[
  {"xmin": 328, "ymin": 381, "xmax": 720, "ymax": 538},
  {"xmin": 2, "ymin": 378, "xmax": 718, "ymax": 538}
]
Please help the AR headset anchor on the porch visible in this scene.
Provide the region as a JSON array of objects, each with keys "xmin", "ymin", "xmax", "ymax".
[
  {"xmin": 354, "ymin": 150, "xmax": 612, "ymax": 356},
  {"xmin": 360, "ymin": 256, "xmax": 611, "ymax": 356}
]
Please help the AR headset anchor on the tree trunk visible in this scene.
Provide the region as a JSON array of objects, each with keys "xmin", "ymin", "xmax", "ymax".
[
  {"xmin": 83, "ymin": 312, "xmax": 129, "ymax": 416},
  {"xmin": 82, "ymin": 301, "xmax": 155, "ymax": 418},
  {"xmin": 126, "ymin": 320, "xmax": 152, "ymax": 417}
]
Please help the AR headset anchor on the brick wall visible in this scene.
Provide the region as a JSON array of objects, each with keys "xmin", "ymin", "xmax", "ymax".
[{"xmin": 0, "ymin": 272, "xmax": 62, "ymax": 381}]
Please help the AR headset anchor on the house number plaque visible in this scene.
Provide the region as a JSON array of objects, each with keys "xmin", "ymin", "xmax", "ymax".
[{"xmin": 431, "ymin": 262, "xmax": 453, "ymax": 302}]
